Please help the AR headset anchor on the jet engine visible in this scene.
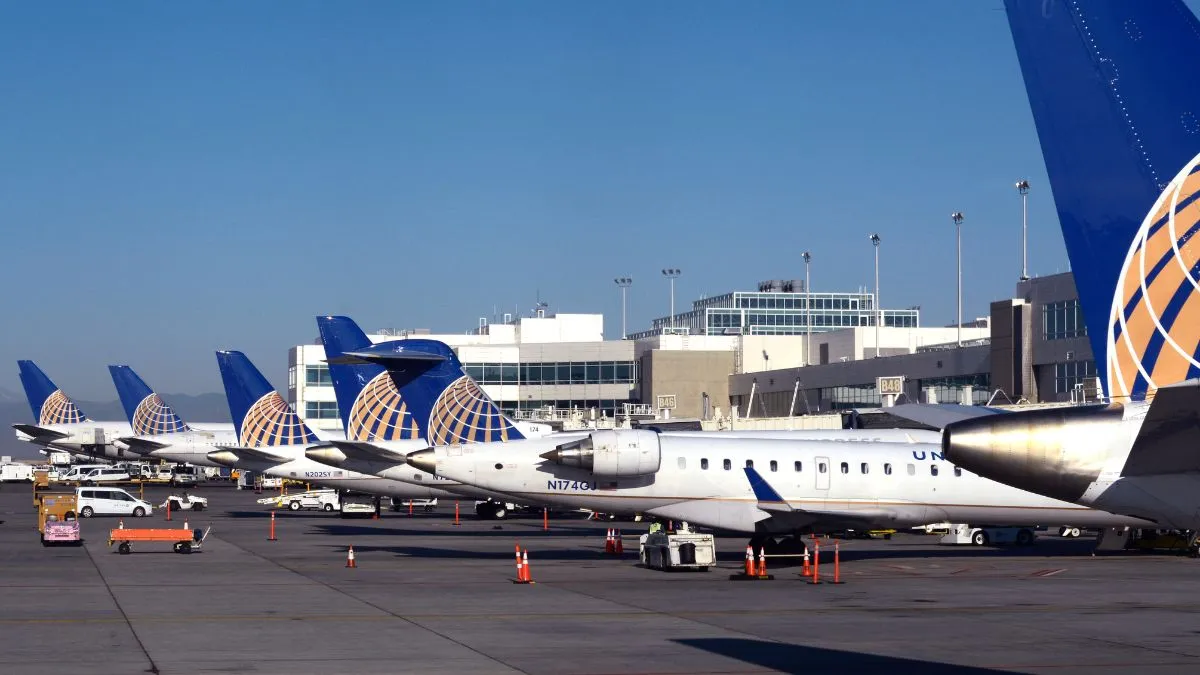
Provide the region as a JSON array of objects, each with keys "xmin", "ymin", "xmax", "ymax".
[{"xmin": 540, "ymin": 429, "xmax": 662, "ymax": 477}]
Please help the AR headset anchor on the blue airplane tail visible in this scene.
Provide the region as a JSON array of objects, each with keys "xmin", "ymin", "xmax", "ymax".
[
  {"xmin": 17, "ymin": 360, "xmax": 89, "ymax": 425},
  {"xmin": 215, "ymin": 351, "xmax": 318, "ymax": 447},
  {"xmin": 315, "ymin": 316, "xmax": 421, "ymax": 442},
  {"xmin": 339, "ymin": 338, "xmax": 525, "ymax": 445},
  {"xmin": 108, "ymin": 365, "xmax": 190, "ymax": 435},
  {"xmin": 1006, "ymin": 0, "xmax": 1200, "ymax": 400}
]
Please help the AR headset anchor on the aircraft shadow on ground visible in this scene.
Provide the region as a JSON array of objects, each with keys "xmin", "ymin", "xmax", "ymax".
[
  {"xmin": 673, "ymin": 638, "xmax": 1020, "ymax": 675},
  {"xmin": 305, "ymin": 522, "xmax": 615, "ymax": 539},
  {"xmin": 317, "ymin": 543, "xmax": 614, "ymax": 562}
]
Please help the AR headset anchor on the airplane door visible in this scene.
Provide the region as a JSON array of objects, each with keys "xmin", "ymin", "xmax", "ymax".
[{"xmin": 815, "ymin": 456, "xmax": 830, "ymax": 492}]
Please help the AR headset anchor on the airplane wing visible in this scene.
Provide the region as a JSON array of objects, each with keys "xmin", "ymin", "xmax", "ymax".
[
  {"xmin": 115, "ymin": 436, "xmax": 170, "ymax": 454},
  {"xmin": 743, "ymin": 467, "xmax": 905, "ymax": 529},
  {"xmin": 1122, "ymin": 378, "xmax": 1200, "ymax": 476},
  {"xmin": 887, "ymin": 404, "xmax": 1005, "ymax": 430},
  {"xmin": 12, "ymin": 423, "xmax": 69, "ymax": 441}
]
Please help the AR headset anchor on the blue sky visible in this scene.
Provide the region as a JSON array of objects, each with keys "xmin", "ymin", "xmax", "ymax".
[{"xmin": 2, "ymin": 1, "xmax": 1182, "ymax": 401}]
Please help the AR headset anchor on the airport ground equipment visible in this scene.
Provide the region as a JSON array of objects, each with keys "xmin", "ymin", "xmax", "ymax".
[
  {"xmin": 0, "ymin": 463, "xmax": 34, "ymax": 482},
  {"xmin": 160, "ymin": 493, "xmax": 208, "ymax": 512},
  {"xmin": 639, "ymin": 524, "xmax": 716, "ymax": 571},
  {"xmin": 37, "ymin": 493, "xmax": 81, "ymax": 546},
  {"xmin": 108, "ymin": 525, "xmax": 210, "ymax": 554},
  {"xmin": 259, "ymin": 488, "xmax": 339, "ymax": 512},
  {"xmin": 339, "ymin": 492, "xmax": 380, "ymax": 518},
  {"xmin": 939, "ymin": 524, "xmax": 1036, "ymax": 547},
  {"xmin": 389, "ymin": 497, "xmax": 437, "ymax": 513}
]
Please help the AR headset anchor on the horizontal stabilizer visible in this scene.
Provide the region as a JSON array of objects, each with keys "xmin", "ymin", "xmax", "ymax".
[
  {"xmin": 1123, "ymin": 379, "xmax": 1200, "ymax": 476},
  {"xmin": 888, "ymin": 404, "xmax": 1004, "ymax": 430},
  {"xmin": 744, "ymin": 467, "xmax": 792, "ymax": 512},
  {"xmin": 115, "ymin": 436, "xmax": 170, "ymax": 454},
  {"xmin": 329, "ymin": 440, "xmax": 416, "ymax": 462},
  {"xmin": 12, "ymin": 423, "xmax": 69, "ymax": 441},
  {"xmin": 335, "ymin": 345, "xmax": 447, "ymax": 366}
]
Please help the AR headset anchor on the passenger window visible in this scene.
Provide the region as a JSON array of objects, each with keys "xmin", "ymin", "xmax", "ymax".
[
  {"xmin": 840, "ymin": 462, "xmax": 848, "ymax": 474},
  {"xmin": 931, "ymin": 464, "xmax": 939, "ymax": 476},
  {"xmin": 701, "ymin": 458, "xmax": 709, "ymax": 470},
  {"xmin": 954, "ymin": 466, "xmax": 962, "ymax": 477},
  {"xmin": 794, "ymin": 461, "xmax": 802, "ymax": 472},
  {"xmin": 677, "ymin": 457, "xmax": 686, "ymax": 470},
  {"xmin": 723, "ymin": 459, "xmax": 732, "ymax": 471},
  {"xmin": 770, "ymin": 460, "xmax": 778, "ymax": 473},
  {"xmin": 818, "ymin": 462, "xmax": 827, "ymax": 474},
  {"xmin": 907, "ymin": 464, "xmax": 915, "ymax": 476},
  {"xmin": 861, "ymin": 463, "xmax": 869, "ymax": 474},
  {"xmin": 81, "ymin": 490, "xmax": 94, "ymax": 498},
  {"xmin": 884, "ymin": 463, "xmax": 892, "ymax": 475},
  {"xmin": 745, "ymin": 459, "xmax": 754, "ymax": 468}
]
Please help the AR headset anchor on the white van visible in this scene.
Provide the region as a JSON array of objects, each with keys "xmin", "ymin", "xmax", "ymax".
[
  {"xmin": 58, "ymin": 464, "xmax": 110, "ymax": 483},
  {"xmin": 81, "ymin": 467, "xmax": 131, "ymax": 485},
  {"xmin": 76, "ymin": 487, "xmax": 154, "ymax": 518}
]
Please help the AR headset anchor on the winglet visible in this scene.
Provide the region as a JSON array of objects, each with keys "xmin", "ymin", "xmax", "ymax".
[{"xmin": 744, "ymin": 467, "xmax": 793, "ymax": 512}]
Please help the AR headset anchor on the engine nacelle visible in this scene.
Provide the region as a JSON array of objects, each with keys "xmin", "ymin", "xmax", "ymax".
[{"xmin": 543, "ymin": 429, "xmax": 662, "ymax": 477}]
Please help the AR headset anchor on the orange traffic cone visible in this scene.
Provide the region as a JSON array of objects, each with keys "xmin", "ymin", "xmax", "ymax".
[
  {"xmin": 346, "ymin": 545, "xmax": 357, "ymax": 568},
  {"xmin": 614, "ymin": 529, "xmax": 624, "ymax": 555},
  {"xmin": 514, "ymin": 543, "xmax": 523, "ymax": 581},
  {"xmin": 118, "ymin": 519, "xmax": 125, "ymax": 529},
  {"xmin": 801, "ymin": 548, "xmax": 811, "ymax": 577},
  {"xmin": 809, "ymin": 541, "xmax": 821, "ymax": 585},
  {"xmin": 832, "ymin": 541, "xmax": 845, "ymax": 585},
  {"xmin": 743, "ymin": 545, "xmax": 755, "ymax": 576},
  {"xmin": 757, "ymin": 548, "xmax": 767, "ymax": 576},
  {"xmin": 183, "ymin": 518, "xmax": 189, "ymax": 531},
  {"xmin": 522, "ymin": 549, "xmax": 532, "ymax": 583},
  {"xmin": 604, "ymin": 528, "xmax": 614, "ymax": 554}
]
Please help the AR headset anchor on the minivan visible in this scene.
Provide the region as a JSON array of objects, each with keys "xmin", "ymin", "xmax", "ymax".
[
  {"xmin": 58, "ymin": 464, "xmax": 110, "ymax": 483},
  {"xmin": 170, "ymin": 465, "xmax": 204, "ymax": 487},
  {"xmin": 76, "ymin": 487, "xmax": 154, "ymax": 518},
  {"xmin": 81, "ymin": 467, "xmax": 131, "ymax": 485}
]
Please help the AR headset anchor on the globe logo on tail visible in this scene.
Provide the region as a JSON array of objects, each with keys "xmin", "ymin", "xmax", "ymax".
[
  {"xmin": 427, "ymin": 376, "xmax": 519, "ymax": 445},
  {"xmin": 239, "ymin": 393, "xmax": 317, "ymax": 447},
  {"xmin": 39, "ymin": 391, "xmax": 84, "ymax": 425},
  {"xmin": 1108, "ymin": 152, "xmax": 1200, "ymax": 400},
  {"xmin": 346, "ymin": 372, "xmax": 420, "ymax": 441},
  {"xmin": 132, "ymin": 394, "xmax": 190, "ymax": 435}
]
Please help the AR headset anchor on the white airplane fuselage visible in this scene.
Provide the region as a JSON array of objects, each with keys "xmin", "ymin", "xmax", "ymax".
[{"xmin": 421, "ymin": 431, "xmax": 1153, "ymax": 535}]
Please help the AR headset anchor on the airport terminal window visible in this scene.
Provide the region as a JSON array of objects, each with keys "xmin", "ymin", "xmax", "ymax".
[
  {"xmin": 840, "ymin": 462, "xmax": 848, "ymax": 474},
  {"xmin": 746, "ymin": 459, "xmax": 754, "ymax": 468},
  {"xmin": 794, "ymin": 461, "xmax": 802, "ymax": 472},
  {"xmin": 304, "ymin": 401, "xmax": 339, "ymax": 419},
  {"xmin": 470, "ymin": 360, "xmax": 639, "ymax": 385},
  {"xmin": 305, "ymin": 365, "xmax": 333, "ymax": 386},
  {"xmin": 1054, "ymin": 360, "xmax": 1097, "ymax": 394},
  {"xmin": 931, "ymin": 464, "xmax": 939, "ymax": 476},
  {"xmin": 861, "ymin": 463, "xmax": 869, "ymax": 474},
  {"xmin": 770, "ymin": 460, "xmax": 778, "ymax": 472},
  {"xmin": 1043, "ymin": 300, "xmax": 1088, "ymax": 340},
  {"xmin": 677, "ymin": 457, "xmax": 686, "ymax": 470},
  {"xmin": 907, "ymin": 463, "xmax": 915, "ymax": 476},
  {"xmin": 884, "ymin": 463, "xmax": 892, "ymax": 475},
  {"xmin": 701, "ymin": 458, "xmax": 709, "ymax": 470},
  {"xmin": 723, "ymin": 459, "xmax": 732, "ymax": 471}
]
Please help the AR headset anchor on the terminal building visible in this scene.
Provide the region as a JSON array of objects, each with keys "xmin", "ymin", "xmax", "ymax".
[{"xmin": 286, "ymin": 273, "xmax": 1093, "ymax": 433}]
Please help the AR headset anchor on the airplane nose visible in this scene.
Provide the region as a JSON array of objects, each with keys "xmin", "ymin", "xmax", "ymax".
[
  {"xmin": 407, "ymin": 448, "xmax": 436, "ymax": 473},
  {"xmin": 944, "ymin": 405, "xmax": 1122, "ymax": 503}
]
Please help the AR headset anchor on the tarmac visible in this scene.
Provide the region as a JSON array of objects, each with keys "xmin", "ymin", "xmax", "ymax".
[{"xmin": 3, "ymin": 483, "xmax": 1200, "ymax": 675}]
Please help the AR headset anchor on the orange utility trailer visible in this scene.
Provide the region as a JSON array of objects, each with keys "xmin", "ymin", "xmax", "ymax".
[{"xmin": 108, "ymin": 525, "xmax": 210, "ymax": 554}]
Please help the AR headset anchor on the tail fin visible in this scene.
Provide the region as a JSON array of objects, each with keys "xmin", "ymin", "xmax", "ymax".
[
  {"xmin": 338, "ymin": 339, "xmax": 525, "ymax": 445},
  {"xmin": 17, "ymin": 360, "xmax": 89, "ymax": 424},
  {"xmin": 215, "ymin": 351, "xmax": 318, "ymax": 447},
  {"xmin": 1006, "ymin": 0, "xmax": 1200, "ymax": 400},
  {"xmin": 107, "ymin": 366, "xmax": 191, "ymax": 435},
  {"xmin": 315, "ymin": 316, "xmax": 421, "ymax": 442}
]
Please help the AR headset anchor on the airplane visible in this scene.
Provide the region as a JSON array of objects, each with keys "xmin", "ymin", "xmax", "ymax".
[
  {"xmin": 205, "ymin": 350, "xmax": 476, "ymax": 503},
  {"xmin": 328, "ymin": 338, "xmax": 1150, "ymax": 544},
  {"xmin": 107, "ymin": 365, "xmax": 236, "ymax": 467},
  {"xmin": 13, "ymin": 360, "xmax": 136, "ymax": 459},
  {"xmin": 304, "ymin": 316, "xmax": 943, "ymax": 519},
  {"xmin": 936, "ymin": 0, "xmax": 1200, "ymax": 543}
]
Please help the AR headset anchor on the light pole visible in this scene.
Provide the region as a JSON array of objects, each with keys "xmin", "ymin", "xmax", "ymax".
[
  {"xmin": 869, "ymin": 234, "xmax": 881, "ymax": 358},
  {"xmin": 662, "ymin": 268, "xmax": 681, "ymax": 331},
  {"xmin": 951, "ymin": 212, "xmax": 965, "ymax": 346},
  {"xmin": 802, "ymin": 251, "xmax": 812, "ymax": 366},
  {"xmin": 1016, "ymin": 180, "xmax": 1030, "ymax": 281},
  {"xmin": 614, "ymin": 277, "xmax": 632, "ymax": 339}
]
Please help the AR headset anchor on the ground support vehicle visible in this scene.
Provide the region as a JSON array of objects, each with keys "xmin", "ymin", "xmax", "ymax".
[
  {"xmin": 639, "ymin": 526, "xmax": 716, "ymax": 571},
  {"xmin": 160, "ymin": 493, "xmax": 208, "ymax": 512},
  {"xmin": 389, "ymin": 497, "xmax": 437, "ymax": 513},
  {"xmin": 259, "ymin": 489, "xmax": 340, "ymax": 512},
  {"xmin": 108, "ymin": 525, "xmax": 210, "ymax": 554},
  {"xmin": 939, "ymin": 524, "xmax": 1037, "ymax": 547},
  {"xmin": 37, "ymin": 493, "xmax": 81, "ymax": 546}
]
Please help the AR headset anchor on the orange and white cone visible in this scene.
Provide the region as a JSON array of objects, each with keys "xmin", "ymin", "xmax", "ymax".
[
  {"xmin": 346, "ymin": 545, "xmax": 357, "ymax": 568},
  {"xmin": 515, "ymin": 543, "xmax": 523, "ymax": 581},
  {"xmin": 757, "ymin": 548, "xmax": 767, "ymax": 576},
  {"xmin": 614, "ymin": 529, "xmax": 624, "ymax": 555},
  {"xmin": 522, "ymin": 549, "xmax": 532, "ymax": 583},
  {"xmin": 801, "ymin": 548, "xmax": 811, "ymax": 577},
  {"xmin": 604, "ymin": 528, "xmax": 614, "ymax": 554},
  {"xmin": 743, "ymin": 545, "xmax": 754, "ymax": 576}
]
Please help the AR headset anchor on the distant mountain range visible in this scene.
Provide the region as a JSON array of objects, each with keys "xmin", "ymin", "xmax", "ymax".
[{"xmin": 0, "ymin": 394, "xmax": 231, "ymax": 460}]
